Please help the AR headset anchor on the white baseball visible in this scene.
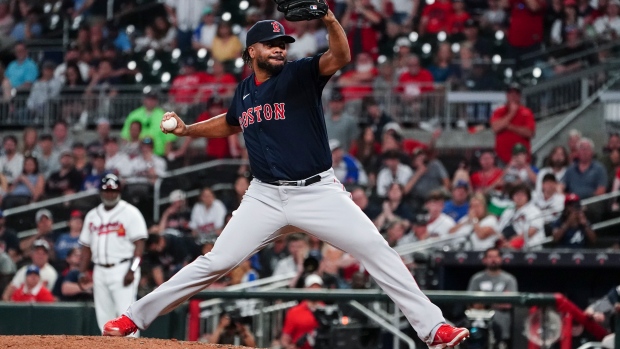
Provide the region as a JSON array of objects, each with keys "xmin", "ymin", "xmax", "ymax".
[{"xmin": 162, "ymin": 117, "xmax": 177, "ymax": 131}]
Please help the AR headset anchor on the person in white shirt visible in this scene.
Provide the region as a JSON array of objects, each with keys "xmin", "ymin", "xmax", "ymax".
[
  {"xmin": 593, "ymin": 0, "xmax": 620, "ymax": 40},
  {"xmin": 376, "ymin": 150, "xmax": 413, "ymax": 197},
  {"xmin": 127, "ymin": 138, "xmax": 167, "ymax": 184},
  {"xmin": 189, "ymin": 187, "xmax": 227, "ymax": 241},
  {"xmin": 272, "ymin": 233, "xmax": 309, "ymax": 276},
  {"xmin": 532, "ymin": 173, "xmax": 565, "ymax": 232},
  {"xmin": 498, "ymin": 183, "xmax": 545, "ymax": 249},
  {"xmin": 449, "ymin": 194, "xmax": 499, "ymax": 251},
  {"xmin": 287, "ymin": 21, "xmax": 318, "ymax": 60},
  {"xmin": 191, "ymin": 7, "xmax": 217, "ymax": 50},
  {"xmin": 422, "ymin": 191, "xmax": 456, "ymax": 239},
  {"xmin": 26, "ymin": 62, "xmax": 62, "ymax": 116},
  {"xmin": 104, "ymin": 137, "xmax": 132, "ymax": 178},
  {"xmin": 534, "ymin": 145, "xmax": 569, "ymax": 196},
  {"xmin": 0, "ymin": 135, "xmax": 24, "ymax": 184},
  {"xmin": 2, "ymin": 239, "xmax": 57, "ymax": 301},
  {"xmin": 54, "ymin": 45, "xmax": 90, "ymax": 84}
]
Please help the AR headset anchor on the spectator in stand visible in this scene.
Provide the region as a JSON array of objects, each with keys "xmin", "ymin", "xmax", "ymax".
[
  {"xmin": 192, "ymin": 7, "xmax": 217, "ymax": 51},
  {"xmin": 120, "ymin": 121, "xmax": 142, "ymax": 160},
  {"xmin": 258, "ymin": 236, "xmax": 289, "ymax": 278},
  {"xmin": 404, "ymin": 148, "xmax": 450, "ymax": 209},
  {"xmin": 273, "ymin": 233, "xmax": 309, "ymax": 277},
  {"xmin": 175, "ymin": 97, "xmax": 240, "ymax": 161},
  {"xmin": 72, "ymin": 142, "xmax": 90, "ymax": 177},
  {"xmin": 54, "ymin": 248, "xmax": 93, "ymax": 301},
  {"xmin": 0, "ymin": 240, "xmax": 16, "ymax": 294},
  {"xmin": 33, "ymin": 134, "xmax": 58, "ymax": 179},
  {"xmin": 471, "ymin": 150, "xmax": 503, "ymax": 193},
  {"xmin": 122, "ymin": 91, "xmax": 175, "ymax": 157},
  {"xmin": 375, "ymin": 150, "xmax": 413, "ymax": 197},
  {"xmin": 341, "ymin": 0, "xmax": 383, "ymax": 58},
  {"xmin": 5, "ymin": 156, "xmax": 44, "ymax": 204},
  {"xmin": 462, "ymin": 19, "xmax": 493, "ymax": 59},
  {"xmin": 0, "ymin": 62, "xmax": 11, "ymax": 105},
  {"xmin": 490, "ymin": 83, "xmax": 536, "ymax": 165},
  {"xmin": 2, "ymin": 239, "xmax": 58, "ymax": 301},
  {"xmin": 443, "ymin": 181, "xmax": 470, "ymax": 222},
  {"xmin": 397, "ymin": 54, "xmax": 435, "ymax": 98},
  {"xmin": 189, "ymin": 187, "xmax": 227, "ymax": 241},
  {"xmin": 428, "ymin": 43, "xmax": 459, "ymax": 83},
  {"xmin": 480, "ymin": 0, "xmax": 507, "ymax": 31},
  {"xmin": 205, "ymin": 311, "xmax": 257, "ymax": 347},
  {"xmin": 420, "ymin": 190, "xmax": 456, "ymax": 238},
  {"xmin": 330, "ymin": 139, "xmax": 368, "ymax": 186},
  {"xmin": 0, "ymin": 1, "xmax": 14, "ymax": 37},
  {"xmin": 467, "ymin": 247, "xmax": 518, "ymax": 347},
  {"xmin": 45, "ymin": 151, "xmax": 83, "ymax": 198},
  {"xmin": 127, "ymin": 138, "xmax": 167, "ymax": 185},
  {"xmin": 550, "ymin": 0, "xmax": 584, "ymax": 44},
  {"xmin": 211, "ymin": 21, "xmax": 243, "ymax": 63},
  {"xmin": 351, "ymin": 186, "xmax": 381, "ymax": 221},
  {"xmin": 280, "ymin": 274, "xmax": 324, "ymax": 349},
  {"xmin": 10, "ymin": 2, "xmax": 41, "ymax": 41},
  {"xmin": 158, "ymin": 189, "xmax": 192, "ymax": 237},
  {"xmin": 419, "ymin": 0, "xmax": 453, "ymax": 36},
  {"xmin": 535, "ymin": 145, "xmax": 569, "ymax": 195},
  {"xmin": 447, "ymin": 0, "xmax": 471, "ymax": 35},
  {"xmin": 59, "ymin": 63, "xmax": 87, "ymax": 124},
  {"xmin": 584, "ymin": 284, "xmax": 620, "ymax": 349},
  {"xmin": 552, "ymin": 193, "xmax": 596, "ymax": 247},
  {"xmin": 136, "ymin": 16, "xmax": 176, "ymax": 51},
  {"xmin": 19, "ymin": 209, "xmax": 56, "ymax": 256},
  {"xmin": 54, "ymin": 210, "xmax": 84, "ymax": 261},
  {"xmin": 567, "ymin": 129, "xmax": 582, "ymax": 161},
  {"xmin": 86, "ymin": 118, "xmax": 111, "ymax": 155},
  {"xmin": 224, "ymin": 175, "xmax": 251, "ymax": 212},
  {"xmin": 563, "ymin": 138, "xmax": 607, "ymax": 199},
  {"xmin": 360, "ymin": 96, "xmax": 393, "ymax": 141},
  {"xmin": 82, "ymin": 151, "xmax": 108, "ymax": 190},
  {"xmin": 324, "ymin": 90, "xmax": 358, "ymax": 152},
  {"xmin": 169, "ymin": 57, "xmax": 211, "ymax": 106},
  {"xmin": 0, "ymin": 210, "xmax": 20, "ymax": 263},
  {"xmin": 532, "ymin": 174, "xmax": 565, "ymax": 234},
  {"xmin": 104, "ymin": 137, "xmax": 131, "ymax": 178},
  {"xmin": 547, "ymin": 28, "xmax": 594, "ymax": 78},
  {"xmin": 337, "ymin": 52, "xmax": 378, "ymax": 101},
  {"xmin": 5, "ymin": 42, "xmax": 37, "ymax": 90},
  {"xmin": 288, "ymin": 21, "xmax": 318, "ymax": 60},
  {"xmin": 592, "ymin": 0, "xmax": 620, "ymax": 39},
  {"xmin": 21, "ymin": 127, "xmax": 37, "ymax": 156},
  {"xmin": 200, "ymin": 60, "xmax": 237, "ymax": 100},
  {"xmin": 52, "ymin": 120, "xmax": 73, "ymax": 153},
  {"xmin": 54, "ymin": 43, "xmax": 90, "ymax": 84},
  {"xmin": 503, "ymin": 0, "xmax": 546, "ymax": 66},
  {"xmin": 84, "ymin": 59, "xmax": 120, "ymax": 99},
  {"xmin": 374, "ymin": 182, "xmax": 416, "ymax": 229},
  {"xmin": 373, "ymin": 59, "xmax": 398, "ymax": 104},
  {"xmin": 10, "ymin": 265, "xmax": 55, "ymax": 303},
  {"xmin": 165, "ymin": 0, "xmax": 216, "ymax": 51},
  {"xmin": 502, "ymin": 143, "xmax": 538, "ymax": 187},
  {"xmin": 349, "ymin": 125, "xmax": 382, "ymax": 177},
  {"xmin": 449, "ymin": 194, "xmax": 499, "ymax": 250},
  {"xmin": 497, "ymin": 183, "xmax": 545, "ymax": 249},
  {"xmin": 0, "ymin": 135, "xmax": 24, "ymax": 184}
]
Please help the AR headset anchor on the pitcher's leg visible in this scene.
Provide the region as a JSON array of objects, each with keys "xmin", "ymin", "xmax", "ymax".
[
  {"xmin": 290, "ymin": 190, "xmax": 445, "ymax": 342},
  {"xmin": 126, "ymin": 195, "xmax": 286, "ymax": 330}
]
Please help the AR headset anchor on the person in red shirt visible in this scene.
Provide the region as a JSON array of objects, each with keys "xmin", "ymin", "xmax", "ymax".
[
  {"xmin": 280, "ymin": 274, "xmax": 324, "ymax": 349},
  {"xmin": 504, "ymin": 0, "xmax": 546, "ymax": 65},
  {"xmin": 418, "ymin": 0, "xmax": 454, "ymax": 36},
  {"xmin": 397, "ymin": 55, "xmax": 435, "ymax": 98},
  {"xmin": 199, "ymin": 59, "xmax": 237, "ymax": 101},
  {"xmin": 10, "ymin": 265, "xmax": 55, "ymax": 303},
  {"xmin": 490, "ymin": 83, "xmax": 536, "ymax": 165},
  {"xmin": 447, "ymin": 0, "xmax": 471, "ymax": 35},
  {"xmin": 341, "ymin": 0, "xmax": 383, "ymax": 58},
  {"xmin": 337, "ymin": 52, "xmax": 378, "ymax": 101},
  {"xmin": 471, "ymin": 149, "xmax": 504, "ymax": 193},
  {"xmin": 168, "ymin": 57, "xmax": 212, "ymax": 105},
  {"xmin": 174, "ymin": 97, "xmax": 241, "ymax": 161}
]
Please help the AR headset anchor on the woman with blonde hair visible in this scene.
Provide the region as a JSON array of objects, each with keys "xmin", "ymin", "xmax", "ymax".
[{"xmin": 449, "ymin": 193, "xmax": 499, "ymax": 250}]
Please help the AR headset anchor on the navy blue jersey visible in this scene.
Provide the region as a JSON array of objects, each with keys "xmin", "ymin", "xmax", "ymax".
[{"xmin": 226, "ymin": 54, "xmax": 332, "ymax": 182}]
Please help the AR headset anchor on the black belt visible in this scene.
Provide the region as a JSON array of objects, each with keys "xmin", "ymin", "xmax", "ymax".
[
  {"xmin": 267, "ymin": 175, "xmax": 321, "ymax": 186},
  {"xmin": 96, "ymin": 258, "xmax": 132, "ymax": 268}
]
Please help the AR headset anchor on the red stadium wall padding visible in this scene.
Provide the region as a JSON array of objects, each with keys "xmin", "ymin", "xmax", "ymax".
[{"xmin": 188, "ymin": 299, "xmax": 201, "ymax": 341}]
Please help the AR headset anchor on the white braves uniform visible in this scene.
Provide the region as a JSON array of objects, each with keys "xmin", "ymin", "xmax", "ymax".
[{"xmin": 79, "ymin": 200, "xmax": 148, "ymax": 333}]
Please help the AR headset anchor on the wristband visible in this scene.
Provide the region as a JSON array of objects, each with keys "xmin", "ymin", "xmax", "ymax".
[{"xmin": 130, "ymin": 257, "xmax": 141, "ymax": 272}]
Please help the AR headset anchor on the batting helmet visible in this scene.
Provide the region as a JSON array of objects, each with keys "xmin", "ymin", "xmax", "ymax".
[{"xmin": 100, "ymin": 173, "xmax": 121, "ymax": 192}]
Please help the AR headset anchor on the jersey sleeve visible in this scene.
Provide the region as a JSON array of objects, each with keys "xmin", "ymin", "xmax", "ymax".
[
  {"xmin": 291, "ymin": 53, "xmax": 332, "ymax": 93},
  {"xmin": 78, "ymin": 212, "xmax": 92, "ymax": 246},
  {"xmin": 127, "ymin": 205, "xmax": 149, "ymax": 242}
]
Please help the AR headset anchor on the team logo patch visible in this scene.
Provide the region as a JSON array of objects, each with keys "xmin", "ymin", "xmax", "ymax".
[{"xmin": 272, "ymin": 22, "xmax": 281, "ymax": 32}]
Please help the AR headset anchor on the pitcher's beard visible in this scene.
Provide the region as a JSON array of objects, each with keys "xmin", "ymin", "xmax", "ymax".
[{"xmin": 256, "ymin": 56, "xmax": 286, "ymax": 75}]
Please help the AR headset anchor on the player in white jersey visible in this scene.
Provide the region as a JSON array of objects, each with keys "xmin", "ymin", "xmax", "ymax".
[{"xmin": 78, "ymin": 174, "xmax": 148, "ymax": 334}]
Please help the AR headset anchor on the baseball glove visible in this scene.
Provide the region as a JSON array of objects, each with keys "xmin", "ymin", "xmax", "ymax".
[{"xmin": 274, "ymin": 0, "xmax": 329, "ymax": 21}]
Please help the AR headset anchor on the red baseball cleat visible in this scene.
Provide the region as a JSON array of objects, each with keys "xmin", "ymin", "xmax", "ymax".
[
  {"xmin": 102, "ymin": 315, "xmax": 138, "ymax": 336},
  {"xmin": 428, "ymin": 324, "xmax": 470, "ymax": 349}
]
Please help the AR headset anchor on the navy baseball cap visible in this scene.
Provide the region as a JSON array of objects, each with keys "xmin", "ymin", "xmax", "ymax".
[
  {"xmin": 246, "ymin": 20, "xmax": 295, "ymax": 47},
  {"xmin": 26, "ymin": 265, "xmax": 40, "ymax": 275}
]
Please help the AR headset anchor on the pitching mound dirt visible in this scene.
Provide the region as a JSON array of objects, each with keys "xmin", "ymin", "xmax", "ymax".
[{"xmin": 0, "ymin": 335, "xmax": 253, "ymax": 349}]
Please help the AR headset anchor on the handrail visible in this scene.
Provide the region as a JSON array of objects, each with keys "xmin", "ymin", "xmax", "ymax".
[
  {"xmin": 580, "ymin": 191, "xmax": 620, "ymax": 206},
  {"xmin": 592, "ymin": 216, "xmax": 620, "ymax": 231},
  {"xmin": 153, "ymin": 158, "xmax": 249, "ymax": 220},
  {"xmin": 531, "ymin": 72, "xmax": 620, "ymax": 154},
  {"xmin": 16, "ymin": 221, "xmax": 68, "ymax": 240},
  {"xmin": 349, "ymin": 300, "xmax": 416, "ymax": 349},
  {"xmin": 2, "ymin": 189, "xmax": 99, "ymax": 217},
  {"xmin": 393, "ymin": 234, "xmax": 467, "ymax": 256}
]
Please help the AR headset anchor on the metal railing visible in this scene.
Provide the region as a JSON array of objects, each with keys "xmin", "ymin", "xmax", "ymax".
[{"xmin": 2, "ymin": 189, "xmax": 99, "ymax": 218}]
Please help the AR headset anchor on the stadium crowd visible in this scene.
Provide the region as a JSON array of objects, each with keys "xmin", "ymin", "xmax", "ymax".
[{"xmin": 0, "ymin": 0, "xmax": 619, "ymax": 347}]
